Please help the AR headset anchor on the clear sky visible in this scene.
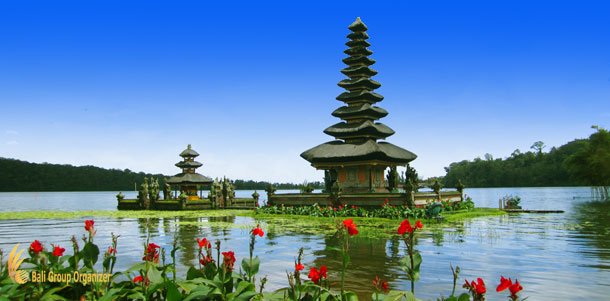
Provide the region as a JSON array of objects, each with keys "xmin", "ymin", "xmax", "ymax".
[{"xmin": 1, "ymin": 1, "xmax": 609, "ymax": 183}]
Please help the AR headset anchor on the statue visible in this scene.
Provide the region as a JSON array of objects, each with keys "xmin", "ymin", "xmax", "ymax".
[
  {"xmin": 138, "ymin": 178, "xmax": 150, "ymax": 209},
  {"xmin": 431, "ymin": 180, "xmax": 442, "ymax": 196},
  {"xmin": 163, "ymin": 182, "xmax": 171, "ymax": 200},
  {"xmin": 386, "ymin": 167, "xmax": 398, "ymax": 193},
  {"xmin": 148, "ymin": 177, "xmax": 160, "ymax": 203},
  {"xmin": 178, "ymin": 191, "xmax": 187, "ymax": 210},
  {"xmin": 116, "ymin": 192, "xmax": 124, "ymax": 202},
  {"xmin": 405, "ymin": 164, "xmax": 419, "ymax": 192}
]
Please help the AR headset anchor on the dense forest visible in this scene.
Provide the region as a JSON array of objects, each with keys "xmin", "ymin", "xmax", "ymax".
[
  {"xmin": 443, "ymin": 126, "xmax": 610, "ymax": 189},
  {"xmin": 0, "ymin": 158, "xmax": 321, "ymax": 192}
]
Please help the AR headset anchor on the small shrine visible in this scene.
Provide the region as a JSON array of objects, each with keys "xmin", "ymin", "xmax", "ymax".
[
  {"xmin": 117, "ymin": 145, "xmax": 258, "ymax": 210},
  {"xmin": 166, "ymin": 144, "xmax": 213, "ymax": 200}
]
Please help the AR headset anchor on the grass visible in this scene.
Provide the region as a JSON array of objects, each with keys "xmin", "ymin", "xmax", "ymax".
[{"xmin": 0, "ymin": 208, "xmax": 505, "ymax": 239}]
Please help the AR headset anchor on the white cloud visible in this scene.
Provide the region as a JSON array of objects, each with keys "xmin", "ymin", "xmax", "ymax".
[
  {"xmin": 5, "ymin": 130, "xmax": 19, "ymax": 135},
  {"xmin": 6, "ymin": 140, "xmax": 18, "ymax": 145}
]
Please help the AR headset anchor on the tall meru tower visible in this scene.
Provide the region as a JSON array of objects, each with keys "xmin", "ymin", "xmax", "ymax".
[{"xmin": 301, "ymin": 17, "xmax": 417, "ymax": 193}]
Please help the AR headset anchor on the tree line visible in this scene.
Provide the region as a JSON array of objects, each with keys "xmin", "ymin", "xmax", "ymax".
[
  {"xmin": 0, "ymin": 158, "xmax": 322, "ymax": 192},
  {"xmin": 443, "ymin": 126, "xmax": 610, "ymax": 189}
]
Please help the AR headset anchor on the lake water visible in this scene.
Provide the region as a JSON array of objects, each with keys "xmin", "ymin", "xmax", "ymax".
[{"xmin": 0, "ymin": 188, "xmax": 609, "ymax": 300}]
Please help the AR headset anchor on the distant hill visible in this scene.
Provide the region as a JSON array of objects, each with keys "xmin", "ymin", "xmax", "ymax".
[
  {"xmin": 0, "ymin": 157, "xmax": 166, "ymax": 192},
  {"xmin": 442, "ymin": 125, "xmax": 610, "ymax": 190},
  {"xmin": 0, "ymin": 157, "xmax": 322, "ymax": 192}
]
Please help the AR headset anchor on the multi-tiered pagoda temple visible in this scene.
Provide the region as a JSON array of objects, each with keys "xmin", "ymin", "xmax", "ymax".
[
  {"xmin": 167, "ymin": 144, "xmax": 213, "ymax": 199},
  {"xmin": 301, "ymin": 17, "xmax": 417, "ymax": 193}
]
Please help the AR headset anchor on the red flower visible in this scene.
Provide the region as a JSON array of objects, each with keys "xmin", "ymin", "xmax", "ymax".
[
  {"xmin": 415, "ymin": 220, "xmax": 424, "ymax": 229},
  {"xmin": 308, "ymin": 267, "xmax": 321, "ymax": 284},
  {"xmin": 142, "ymin": 243, "xmax": 160, "ymax": 263},
  {"xmin": 107, "ymin": 247, "xmax": 117, "ymax": 255},
  {"xmin": 473, "ymin": 278, "xmax": 486, "ymax": 294},
  {"xmin": 343, "ymin": 219, "xmax": 359, "ymax": 236},
  {"xmin": 252, "ymin": 226, "xmax": 264, "ymax": 237},
  {"xmin": 397, "ymin": 219, "xmax": 413, "ymax": 235},
  {"xmin": 30, "ymin": 240, "xmax": 43, "ymax": 254},
  {"xmin": 52, "ymin": 245, "xmax": 65, "ymax": 257},
  {"xmin": 199, "ymin": 255, "xmax": 214, "ymax": 266},
  {"xmin": 496, "ymin": 276, "xmax": 512, "ymax": 292},
  {"xmin": 464, "ymin": 278, "xmax": 486, "ymax": 296},
  {"xmin": 133, "ymin": 275, "xmax": 149, "ymax": 285},
  {"xmin": 382, "ymin": 281, "xmax": 389, "ymax": 293},
  {"xmin": 222, "ymin": 251, "xmax": 236, "ymax": 272},
  {"xmin": 319, "ymin": 265, "xmax": 327, "ymax": 278},
  {"xmin": 197, "ymin": 238, "xmax": 211, "ymax": 249},
  {"xmin": 295, "ymin": 263, "xmax": 304, "ymax": 271},
  {"xmin": 84, "ymin": 220, "xmax": 95, "ymax": 231},
  {"xmin": 373, "ymin": 275, "xmax": 390, "ymax": 293},
  {"xmin": 509, "ymin": 280, "xmax": 523, "ymax": 296}
]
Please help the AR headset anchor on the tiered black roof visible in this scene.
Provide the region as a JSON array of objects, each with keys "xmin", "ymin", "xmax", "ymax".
[
  {"xmin": 301, "ymin": 18, "xmax": 416, "ymax": 167},
  {"xmin": 167, "ymin": 144, "xmax": 212, "ymax": 185}
]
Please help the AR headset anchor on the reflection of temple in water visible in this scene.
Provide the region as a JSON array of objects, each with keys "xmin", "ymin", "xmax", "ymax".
[{"xmin": 135, "ymin": 215, "xmax": 236, "ymax": 268}]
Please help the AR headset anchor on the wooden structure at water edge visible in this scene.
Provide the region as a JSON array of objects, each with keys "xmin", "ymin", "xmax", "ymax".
[
  {"xmin": 269, "ymin": 18, "xmax": 463, "ymax": 208},
  {"xmin": 117, "ymin": 145, "xmax": 258, "ymax": 210}
]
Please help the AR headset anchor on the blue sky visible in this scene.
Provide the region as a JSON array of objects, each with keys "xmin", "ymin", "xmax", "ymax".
[{"xmin": 1, "ymin": 1, "xmax": 609, "ymax": 183}]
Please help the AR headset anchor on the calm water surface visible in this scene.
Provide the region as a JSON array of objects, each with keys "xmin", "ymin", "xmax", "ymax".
[{"xmin": 0, "ymin": 188, "xmax": 609, "ymax": 300}]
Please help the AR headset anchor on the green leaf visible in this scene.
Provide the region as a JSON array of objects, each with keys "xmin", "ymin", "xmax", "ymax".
[
  {"xmin": 342, "ymin": 291, "xmax": 359, "ymax": 301},
  {"xmin": 82, "ymin": 242, "xmax": 100, "ymax": 268},
  {"xmin": 458, "ymin": 293, "xmax": 471, "ymax": 301},
  {"xmin": 147, "ymin": 267, "xmax": 164, "ymax": 285},
  {"xmin": 186, "ymin": 266, "xmax": 204, "ymax": 280},
  {"xmin": 40, "ymin": 287, "xmax": 68, "ymax": 301},
  {"xmin": 166, "ymin": 280, "xmax": 183, "ymax": 301}
]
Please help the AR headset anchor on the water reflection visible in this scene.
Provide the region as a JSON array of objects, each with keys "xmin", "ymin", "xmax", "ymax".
[{"xmin": 572, "ymin": 200, "xmax": 610, "ymax": 265}]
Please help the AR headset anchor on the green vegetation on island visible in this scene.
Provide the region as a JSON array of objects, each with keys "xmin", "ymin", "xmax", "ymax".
[{"xmin": 443, "ymin": 126, "xmax": 610, "ymax": 192}]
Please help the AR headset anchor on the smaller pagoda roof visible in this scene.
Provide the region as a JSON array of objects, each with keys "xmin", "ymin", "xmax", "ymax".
[
  {"xmin": 166, "ymin": 173, "xmax": 213, "ymax": 185},
  {"xmin": 180, "ymin": 144, "xmax": 199, "ymax": 157},
  {"xmin": 175, "ymin": 160, "xmax": 203, "ymax": 169}
]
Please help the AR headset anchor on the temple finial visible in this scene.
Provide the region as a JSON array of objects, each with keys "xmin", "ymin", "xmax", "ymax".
[{"xmin": 349, "ymin": 17, "xmax": 367, "ymax": 31}]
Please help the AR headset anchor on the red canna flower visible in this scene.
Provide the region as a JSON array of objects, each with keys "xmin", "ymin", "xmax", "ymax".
[
  {"xmin": 222, "ymin": 251, "xmax": 236, "ymax": 272},
  {"xmin": 474, "ymin": 278, "xmax": 486, "ymax": 294},
  {"xmin": 133, "ymin": 275, "xmax": 149, "ymax": 285},
  {"xmin": 382, "ymin": 281, "xmax": 389, "ymax": 293},
  {"xmin": 199, "ymin": 255, "xmax": 214, "ymax": 266},
  {"xmin": 319, "ymin": 265, "xmax": 327, "ymax": 278},
  {"xmin": 496, "ymin": 276, "xmax": 512, "ymax": 292},
  {"xmin": 509, "ymin": 280, "xmax": 523, "ymax": 296},
  {"xmin": 52, "ymin": 245, "xmax": 65, "ymax": 257},
  {"xmin": 84, "ymin": 220, "xmax": 95, "ymax": 231},
  {"xmin": 295, "ymin": 263, "xmax": 304, "ymax": 271},
  {"xmin": 373, "ymin": 275, "xmax": 390, "ymax": 293},
  {"xmin": 107, "ymin": 246, "xmax": 117, "ymax": 255},
  {"xmin": 308, "ymin": 267, "xmax": 321, "ymax": 284},
  {"xmin": 464, "ymin": 278, "xmax": 487, "ymax": 299},
  {"xmin": 30, "ymin": 240, "xmax": 43, "ymax": 254},
  {"xmin": 142, "ymin": 243, "xmax": 160, "ymax": 263},
  {"xmin": 252, "ymin": 226, "xmax": 264, "ymax": 237},
  {"xmin": 415, "ymin": 220, "xmax": 424, "ymax": 229},
  {"xmin": 343, "ymin": 219, "xmax": 359, "ymax": 236},
  {"xmin": 197, "ymin": 238, "xmax": 211, "ymax": 249},
  {"xmin": 398, "ymin": 219, "xmax": 413, "ymax": 235}
]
